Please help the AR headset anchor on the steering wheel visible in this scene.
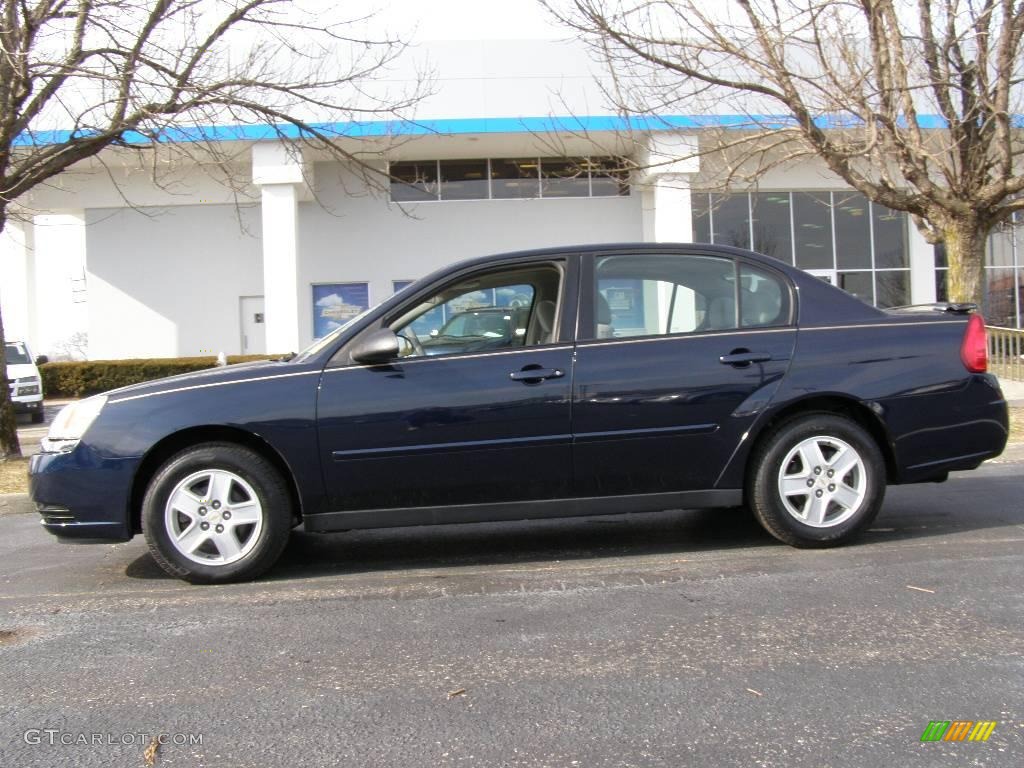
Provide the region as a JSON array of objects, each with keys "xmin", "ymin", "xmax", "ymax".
[{"xmin": 397, "ymin": 326, "xmax": 425, "ymax": 357}]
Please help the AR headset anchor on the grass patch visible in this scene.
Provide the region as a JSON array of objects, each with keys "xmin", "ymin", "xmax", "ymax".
[
  {"xmin": 1010, "ymin": 407, "xmax": 1024, "ymax": 444},
  {"xmin": 0, "ymin": 458, "xmax": 29, "ymax": 495}
]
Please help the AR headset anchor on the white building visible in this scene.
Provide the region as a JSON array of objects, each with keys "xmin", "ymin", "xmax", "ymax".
[{"xmin": 2, "ymin": 38, "xmax": 1022, "ymax": 361}]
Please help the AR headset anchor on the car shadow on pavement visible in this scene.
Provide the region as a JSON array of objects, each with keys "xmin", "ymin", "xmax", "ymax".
[
  {"xmin": 124, "ymin": 505, "xmax": 774, "ymax": 581},
  {"xmin": 123, "ymin": 468, "xmax": 1024, "ymax": 582}
]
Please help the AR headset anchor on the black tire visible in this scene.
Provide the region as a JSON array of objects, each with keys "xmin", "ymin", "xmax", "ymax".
[
  {"xmin": 747, "ymin": 413, "xmax": 886, "ymax": 547},
  {"xmin": 31, "ymin": 410, "xmax": 44, "ymax": 424},
  {"xmin": 142, "ymin": 442, "xmax": 293, "ymax": 583}
]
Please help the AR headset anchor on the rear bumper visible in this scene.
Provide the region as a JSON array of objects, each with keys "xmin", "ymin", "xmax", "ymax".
[
  {"xmin": 29, "ymin": 446, "xmax": 140, "ymax": 542},
  {"xmin": 889, "ymin": 374, "xmax": 1009, "ymax": 484}
]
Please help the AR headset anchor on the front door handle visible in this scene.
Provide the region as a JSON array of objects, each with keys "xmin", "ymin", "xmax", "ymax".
[
  {"xmin": 719, "ymin": 350, "xmax": 772, "ymax": 366},
  {"xmin": 510, "ymin": 366, "xmax": 565, "ymax": 383}
]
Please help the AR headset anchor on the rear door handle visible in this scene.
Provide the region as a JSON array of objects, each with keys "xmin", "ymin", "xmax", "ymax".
[
  {"xmin": 719, "ymin": 351, "xmax": 772, "ymax": 366},
  {"xmin": 510, "ymin": 366, "xmax": 565, "ymax": 382}
]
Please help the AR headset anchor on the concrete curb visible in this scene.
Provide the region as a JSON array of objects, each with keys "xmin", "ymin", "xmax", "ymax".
[{"xmin": 0, "ymin": 493, "xmax": 34, "ymax": 516}]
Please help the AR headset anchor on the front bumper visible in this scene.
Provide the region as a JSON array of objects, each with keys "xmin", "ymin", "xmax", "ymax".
[
  {"xmin": 29, "ymin": 446, "xmax": 140, "ymax": 542},
  {"xmin": 12, "ymin": 397, "xmax": 42, "ymax": 414}
]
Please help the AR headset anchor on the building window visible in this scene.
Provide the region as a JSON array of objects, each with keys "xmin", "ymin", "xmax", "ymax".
[
  {"xmin": 439, "ymin": 159, "xmax": 489, "ymax": 200},
  {"xmin": 312, "ymin": 283, "xmax": 370, "ymax": 339},
  {"xmin": 692, "ymin": 190, "xmax": 910, "ymax": 308},
  {"xmin": 491, "ymin": 159, "xmax": 539, "ymax": 199},
  {"xmin": 935, "ymin": 225, "xmax": 1023, "ymax": 328},
  {"xmin": 540, "ymin": 158, "xmax": 590, "ymax": 198},
  {"xmin": 389, "ymin": 161, "xmax": 438, "ymax": 202},
  {"xmin": 389, "ymin": 157, "xmax": 629, "ymax": 202}
]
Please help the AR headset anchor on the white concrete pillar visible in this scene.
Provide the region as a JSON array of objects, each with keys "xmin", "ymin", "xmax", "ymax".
[
  {"xmin": 648, "ymin": 175, "xmax": 694, "ymax": 242},
  {"xmin": 0, "ymin": 218, "xmax": 35, "ymax": 347},
  {"xmin": 253, "ymin": 142, "xmax": 312, "ymax": 354},
  {"xmin": 31, "ymin": 212, "xmax": 89, "ymax": 358},
  {"xmin": 258, "ymin": 184, "xmax": 302, "ymax": 353},
  {"xmin": 640, "ymin": 133, "xmax": 699, "ymax": 243},
  {"xmin": 908, "ymin": 224, "xmax": 938, "ymax": 304}
]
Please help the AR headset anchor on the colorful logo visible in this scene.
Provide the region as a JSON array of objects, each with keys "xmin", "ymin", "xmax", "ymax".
[{"xmin": 920, "ymin": 720, "xmax": 997, "ymax": 742}]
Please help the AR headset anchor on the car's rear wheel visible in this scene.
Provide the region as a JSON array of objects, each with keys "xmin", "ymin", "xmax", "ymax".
[
  {"xmin": 142, "ymin": 443, "xmax": 292, "ymax": 583},
  {"xmin": 748, "ymin": 413, "xmax": 885, "ymax": 547}
]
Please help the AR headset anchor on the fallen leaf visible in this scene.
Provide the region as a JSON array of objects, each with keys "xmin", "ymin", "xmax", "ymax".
[
  {"xmin": 906, "ymin": 585, "xmax": 936, "ymax": 594},
  {"xmin": 447, "ymin": 688, "xmax": 467, "ymax": 700},
  {"xmin": 144, "ymin": 738, "xmax": 160, "ymax": 766}
]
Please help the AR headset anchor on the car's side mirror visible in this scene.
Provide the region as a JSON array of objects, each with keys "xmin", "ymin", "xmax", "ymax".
[
  {"xmin": 34, "ymin": 355, "xmax": 48, "ymax": 366},
  {"xmin": 350, "ymin": 328, "xmax": 400, "ymax": 365}
]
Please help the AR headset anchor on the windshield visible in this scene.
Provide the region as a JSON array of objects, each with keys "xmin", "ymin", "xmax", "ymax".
[
  {"xmin": 4, "ymin": 342, "xmax": 31, "ymax": 365},
  {"xmin": 440, "ymin": 311, "xmax": 512, "ymax": 338},
  {"xmin": 291, "ymin": 306, "xmax": 375, "ymax": 363}
]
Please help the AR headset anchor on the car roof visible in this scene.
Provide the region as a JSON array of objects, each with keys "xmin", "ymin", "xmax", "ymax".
[{"xmin": 446, "ymin": 242, "xmax": 787, "ymax": 271}]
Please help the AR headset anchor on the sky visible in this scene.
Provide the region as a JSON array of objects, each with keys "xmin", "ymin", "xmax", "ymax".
[{"xmin": 374, "ymin": 0, "xmax": 566, "ymax": 41}]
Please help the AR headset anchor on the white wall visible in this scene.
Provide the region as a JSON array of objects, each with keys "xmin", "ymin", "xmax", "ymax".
[
  {"xmin": 31, "ymin": 213, "xmax": 89, "ymax": 359},
  {"xmin": 84, "ymin": 205, "xmax": 263, "ymax": 359},
  {"xmin": 295, "ymin": 161, "xmax": 644, "ymax": 345},
  {"xmin": 0, "ymin": 220, "xmax": 33, "ymax": 346}
]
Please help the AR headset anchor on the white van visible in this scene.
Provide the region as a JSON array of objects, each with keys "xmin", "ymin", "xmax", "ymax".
[{"xmin": 4, "ymin": 340, "xmax": 44, "ymax": 423}]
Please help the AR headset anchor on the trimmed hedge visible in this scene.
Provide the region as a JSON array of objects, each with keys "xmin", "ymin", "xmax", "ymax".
[{"xmin": 40, "ymin": 355, "xmax": 282, "ymax": 398}]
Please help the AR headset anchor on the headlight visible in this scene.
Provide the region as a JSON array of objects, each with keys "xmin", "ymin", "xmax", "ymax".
[{"xmin": 43, "ymin": 395, "xmax": 107, "ymax": 452}]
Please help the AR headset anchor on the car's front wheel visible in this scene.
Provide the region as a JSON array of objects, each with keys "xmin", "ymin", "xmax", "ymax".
[
  {"xmin": 142, "ymin": 443, "xmax": 293, "ymax": 583},
  {"xmin": 748, "ymin": 413, "xmax": 885, "ymax": 547}
]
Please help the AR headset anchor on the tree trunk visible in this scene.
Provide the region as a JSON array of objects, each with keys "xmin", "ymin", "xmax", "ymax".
[
  {"xmin": 941, "ymin": 219, "xmax": 988, "ymax": 307},
  {"xmin": 0, "ymin": 211, "xmax": 24, "ymax": 460}
]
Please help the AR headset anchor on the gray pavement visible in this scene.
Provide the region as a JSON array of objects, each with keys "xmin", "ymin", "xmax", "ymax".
[
  {"xmin": 13, "ymin": 400, "xmax": 66, "ymax": 457},
  {"xmin": 1, "ymin": 460, "xmax": 1022, "ymax": 767}
]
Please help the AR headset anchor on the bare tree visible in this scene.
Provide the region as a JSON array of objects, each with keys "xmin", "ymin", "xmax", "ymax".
[
  {"xmin": 0, "ymin": 0, "xmax": 426, "ymax": 458},
  {"xmin": 544, "ymin": 0, "xmax": 1024, "ymax": 302}
]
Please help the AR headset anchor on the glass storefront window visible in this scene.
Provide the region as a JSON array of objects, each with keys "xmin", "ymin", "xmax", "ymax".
[
  {"xmin": 872, "ymin": 204, "xmax": 909, "ymax": 268},
  {"xmin": 793, "ymin": 192, "xmax": 834, "ymax": 270},
  {"xmin": 751, "ymin": 192, "xmax": 793, "ymax": 264},
  {"xmin": 693, "ymin": 189, "xmax": 910, "ymax": 308},
  {"xmin": 490, "ymin": 158, "xmax": 540, "ymax": 199},
  {"xmin": 693, "ymin": 193, "xmax": 711, "ymax": 243},
  {"xmin": 838, "ymin": 271, "xmax": 874, "ymax": 304},
  {"xmin": 588, "ymin": 158, "xmax": 631, "ymax": 196},
  {"xmin": 710, "ymin": 193, "xmax": 751, "ymax": 249},
  {"xmin": 439, "ymin": 159, "xmax": 489, "ymax": 200},
  {"xmin": 875, "ymin": 271, "xmax": 910, "ymax": 308},
  {"xmin": 389, "ymin": 161, "xmax": 438, "ymax": 201},
  {"xmin": 834, "ymin": 192, "xmax": 872, "ymax": 269},
  {"xmin": 984, "ymin": 267, "xmax": 1019, "ymax": 327},
  {"xmin": 540, "ymin": 158, "xmax": 590, "ymax": 198}
]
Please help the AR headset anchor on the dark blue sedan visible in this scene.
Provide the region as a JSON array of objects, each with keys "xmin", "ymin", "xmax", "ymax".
[{"xmin": 30, "ymin": 244, "xmax": 1009, "ymax": 582}]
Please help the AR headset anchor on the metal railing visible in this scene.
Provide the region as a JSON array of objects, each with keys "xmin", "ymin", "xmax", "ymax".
[{"xmin": 989, "ymin": 326, "xmax": 1024, "ymax": 381}]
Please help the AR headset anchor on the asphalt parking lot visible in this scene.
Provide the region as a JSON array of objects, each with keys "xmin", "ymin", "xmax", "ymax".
[{"xmin": 1, "ymin": 456, "xmax": 1022, "ymax": 767}]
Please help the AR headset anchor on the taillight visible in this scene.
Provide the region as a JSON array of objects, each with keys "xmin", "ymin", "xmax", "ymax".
[{"xmin": 960, "ymin": 313, "xmax": 988, "ymax": 373}]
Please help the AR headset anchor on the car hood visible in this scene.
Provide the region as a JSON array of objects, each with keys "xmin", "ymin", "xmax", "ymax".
[
  {"xmin": 103, "ymin": 359, "xmax": 301, "ymax": 400},
  {"xmin": 6, "ymin": 363, "xmax": 39, "ymax": 380}
]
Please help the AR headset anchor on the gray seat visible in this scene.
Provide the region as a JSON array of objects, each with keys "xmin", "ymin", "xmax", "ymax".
[
  {"xmin": 705, "ymin": 295, "xmax": 736, "ymax": 330},
  {"xmin": 596, "ymin": 292, "xmax": 615, "ymax": 338},
  {"xmin": 527, "ymin": 299, "xmax": 557, "ymax": 345},
  {"xmin": 741, "ymin": 287, "xmax": 781, "ymax": 327}
]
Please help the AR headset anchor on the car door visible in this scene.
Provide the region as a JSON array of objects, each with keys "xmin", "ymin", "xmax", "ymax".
[
  {"xmin": 571, "ymin": 250, "xmax": 797, "ymax": 496},
  {"xmin": 316, "ymin": 256, "xmax": 577, "ymax": 515}
]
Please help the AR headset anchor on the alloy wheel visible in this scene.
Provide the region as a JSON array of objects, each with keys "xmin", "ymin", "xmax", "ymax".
[
  {"xmin": 163, "ymin": 469, "xmax": 264, "ymax": 565},
  {"xmin": 776, "ymin": 435, "xmax": 867, "ymax": 528}
]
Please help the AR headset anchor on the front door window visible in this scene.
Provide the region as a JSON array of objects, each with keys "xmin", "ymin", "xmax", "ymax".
[{"xmin": 391, "ymin": 265, "xmax": 562, "ymax": 358}]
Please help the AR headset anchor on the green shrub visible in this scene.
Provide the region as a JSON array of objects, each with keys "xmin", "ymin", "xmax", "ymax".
[{"xmin": 40, "ymin": 355, "xmax": 283, "ymax": 398}]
